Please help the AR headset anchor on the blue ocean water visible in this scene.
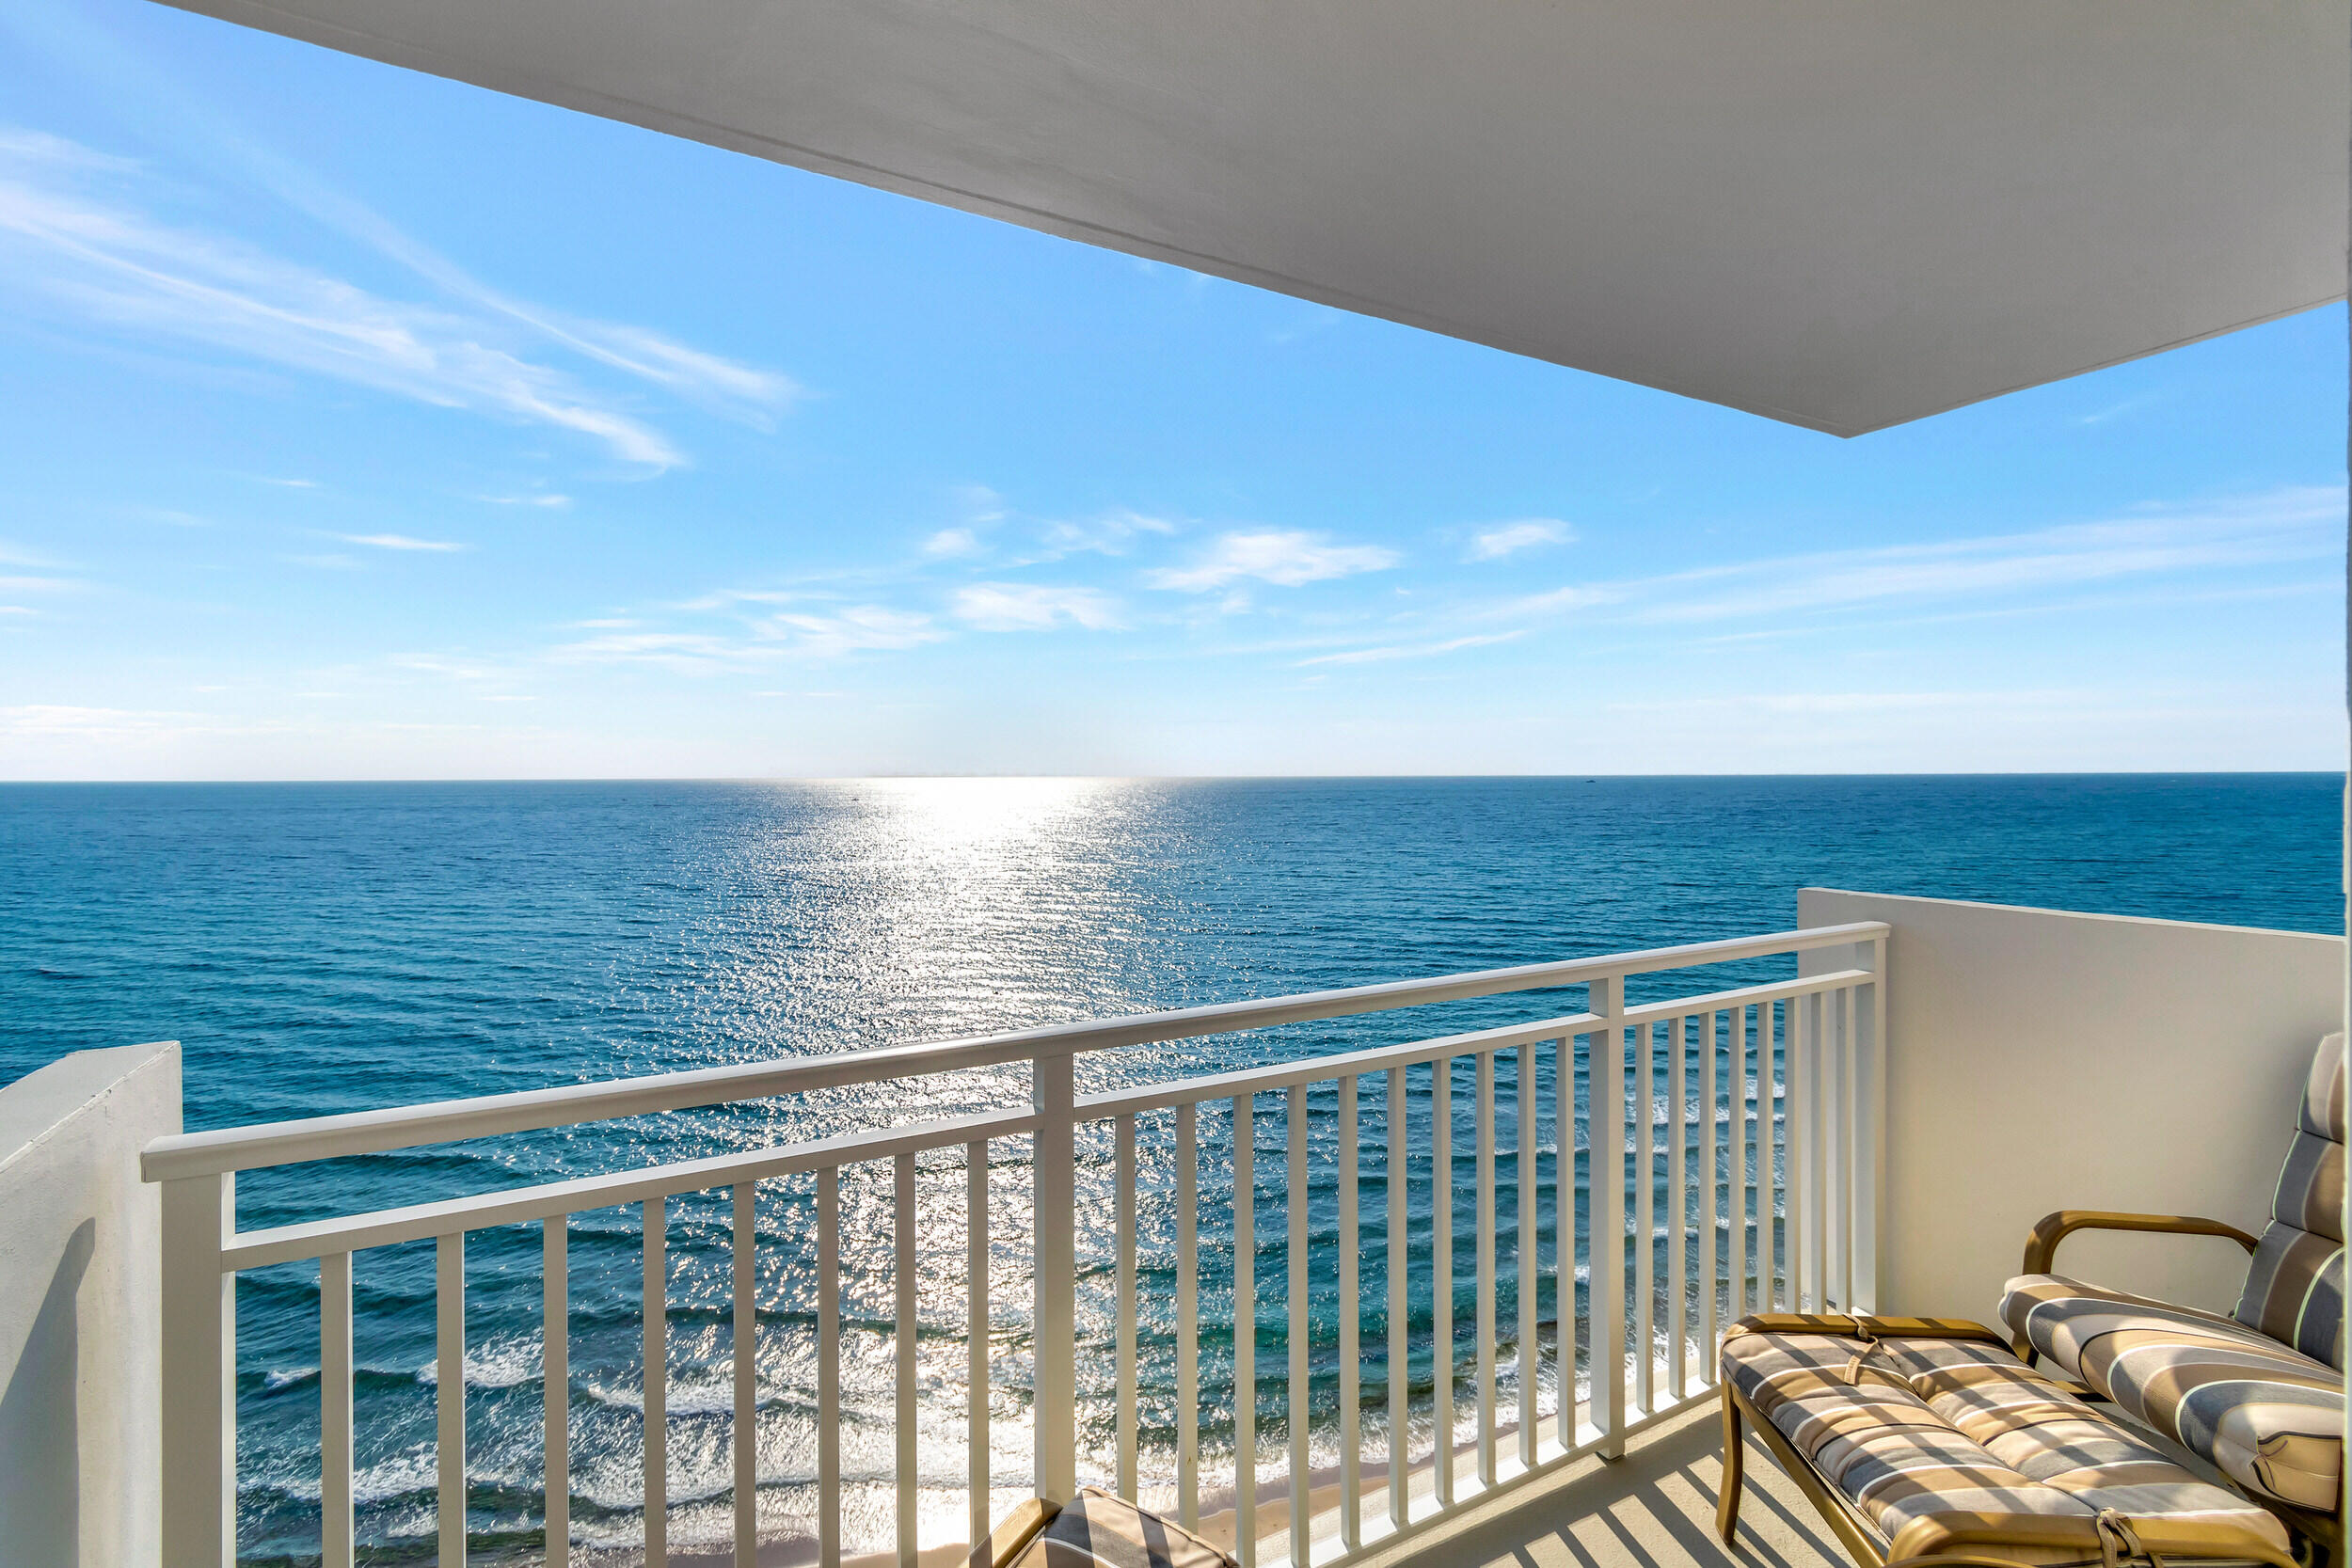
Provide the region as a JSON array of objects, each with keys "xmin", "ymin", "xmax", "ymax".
[{"xmin": 0, "ymin": 775, "xmax": 2341, "ymax": 1564}]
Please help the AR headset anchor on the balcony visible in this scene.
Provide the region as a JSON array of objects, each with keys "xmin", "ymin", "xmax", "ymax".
[{"xmin": 3, "ymin": 888, "xmax": 2337, "ymax": 1568}]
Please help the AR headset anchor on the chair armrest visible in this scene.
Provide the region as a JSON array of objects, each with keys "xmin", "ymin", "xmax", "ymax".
[{"xmin": 2022, "ymin": 1211, "xmax": 2260, "ymax": 1276}]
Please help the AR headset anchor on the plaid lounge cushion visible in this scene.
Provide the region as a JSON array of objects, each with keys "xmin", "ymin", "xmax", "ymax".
[{"xmin": 1724, "ymin": 1322, "xmax": 2293, "ymax": 1565}]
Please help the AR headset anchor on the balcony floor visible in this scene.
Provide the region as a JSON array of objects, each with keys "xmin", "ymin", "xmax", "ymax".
[{"xmin": 1359, "ymin": 1402, "xmax": 1846, "ymax": 1568}]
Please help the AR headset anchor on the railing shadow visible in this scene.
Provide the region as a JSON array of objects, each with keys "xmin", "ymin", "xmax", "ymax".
[{"xmin": 1356, "ymin": 1405, "xmax": 1845, "ymax": 1568}]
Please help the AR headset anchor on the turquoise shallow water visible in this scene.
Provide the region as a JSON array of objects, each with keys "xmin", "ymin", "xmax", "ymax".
[{"xmin": 0, "ymin": 775, "xmax": 2341, "ymax": 1563}]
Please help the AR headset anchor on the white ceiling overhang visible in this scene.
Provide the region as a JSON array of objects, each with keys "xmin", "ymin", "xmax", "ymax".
[{"xmin": 156, "ymin": 0, "xmax": 2345, "ymax": 435}]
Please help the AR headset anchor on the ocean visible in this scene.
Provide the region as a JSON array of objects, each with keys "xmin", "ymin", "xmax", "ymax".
[{"xmin": 0, "ymin": 775, "xmax": 2341, "ymax": 1564}]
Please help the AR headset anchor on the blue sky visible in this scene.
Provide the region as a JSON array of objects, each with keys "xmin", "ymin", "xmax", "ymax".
[{"xmin": 0, "ymin": 0, "xmax": 2344, "ymax": 779}]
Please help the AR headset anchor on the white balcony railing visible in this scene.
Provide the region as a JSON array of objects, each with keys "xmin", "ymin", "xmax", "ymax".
[{"xmin": 141, "ymin": 922, "xmax": 1885, "ymax": 1568}]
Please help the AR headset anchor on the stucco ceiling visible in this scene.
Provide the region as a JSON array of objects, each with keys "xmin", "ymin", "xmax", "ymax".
[{"xmin": 156, "ymin": 0, "xmax": 2346, "ymax": 435}]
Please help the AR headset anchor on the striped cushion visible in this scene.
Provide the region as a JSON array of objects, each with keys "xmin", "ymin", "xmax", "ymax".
[
  {"xmin": 1723, "ymin": 1323, "xmax": 2293, "ymax": 1565},
  {"xmin": 1009, "ymin": 1489, "xmax": 1235, "ymax": 1568},
  {"xmin": 2233, "ymin": 1032, "xmax": 2346, "ymax": 1370},
  {"xmin": 2002, "ymin": 1275, "xmax": 2344, "ymax": 1513}
]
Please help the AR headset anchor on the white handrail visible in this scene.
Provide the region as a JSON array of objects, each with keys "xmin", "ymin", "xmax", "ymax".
[
  {"xmin": 219, "ymin": 1104, "xmax": 1037, "ymax": 1271},
  {"xmin": 139, "ymin": 923, "xmax": 1887, "ymax": 1180}
]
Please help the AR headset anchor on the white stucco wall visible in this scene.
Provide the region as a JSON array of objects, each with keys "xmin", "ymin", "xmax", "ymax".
[
  {"xmin": 1797, "ymin": 890, "xmax": 2344, "ymax": 1322},
  {"xmin": 0, "ymin": 1042, "xmax": 180, "ymax": 1568}
]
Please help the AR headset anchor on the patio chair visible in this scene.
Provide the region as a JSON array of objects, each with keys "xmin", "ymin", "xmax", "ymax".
[{"xmin": 2000, "ymin": 1031, "xmax": 2346, "ymax": 1561}]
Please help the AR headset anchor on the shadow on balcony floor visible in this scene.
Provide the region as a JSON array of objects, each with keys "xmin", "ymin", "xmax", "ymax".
[{"xmin": 1352, "ymin": 1402, "xmax": 1847, "ymax": 1568}]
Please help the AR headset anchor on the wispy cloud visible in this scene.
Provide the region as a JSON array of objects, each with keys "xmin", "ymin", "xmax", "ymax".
[
  {"xmin": 0, "ymin": 128, "xmax": 795, "ymax": 469},
  {"xmin": 548, "ymin": 629, "xmax": 759, "ymax": 675},
  {"xmin": 393, "ymin": 655, "xmax": 499, "ymax": 680},
  {"xmin": 553, "ymin": 603, "xmax": 946, "ymax": 672},
  {"xmin": 1147, "ymin": 530, "xmax": 1400, "ymax": 592},
  {"xmin": 340, "ymin": 532, "xmax": 465, "ymax": 552},
  {"xmin": 1465, "ymin": 519, "xmax": 1573, "ymax": 562},
  {"xmin": 0, "ymin": 541, "xmax": 66, "ymax": 569},
  {"xmin": 1299, "ymin": 631, "xmax": 1524, "ymax": 666},
  {"xmin": 924, "ymin": 527, "xmax": 986, "ymax": 559},
  {"xmin": 954, "ymin": 484, "xmax": 1009, "ymax": 525},
  {"xmin": 756, "ymin": 607, "xmax": 945, "ymax": 658},
  {"xmin": 2076, "ymin": 392, "xmax": 2164, "ymax": 427},
  {"xmin": 952, "ymin": 582, "xmax": 1123, "ymax": 632},
  {"xmin": 1486, "ymin": 487, "xmax": 2344, "ymax": 629},
  {"xmin": 1037, "ymin": 510, "xmax": 1176, "ymax": 559},
  {"xmin": 481, "ymin": 493, "xmax": 570, "ymax": 510}
]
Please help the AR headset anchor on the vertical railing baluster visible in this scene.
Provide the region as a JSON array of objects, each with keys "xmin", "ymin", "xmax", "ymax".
[
  {"xmin": 896, "ymin": 1153, "xmax": 918, "ymax": 1568},
  {"xmin": 644, "ymin": 1199, "xmax": 667, "ymax": 1568},
  {"xmin": 1177, "ymin": 1103, "xmax": 1200, "ymax": 1528},
  {"xmin": 1777, "ymin": 997, "xmax": 1798, "ymax": 1311},
  {"xmin": 1700, "ymin": 1012, "xmax": 1719, "ymax": 1381},
  {"xmin": 1841, "ymin": 985, "xmax": 1859, "ymax": 1311},
  {"xmin": 438, "ymin": 1231, "xmax": 467, "ymax": 1568},
  {"xmin": 969, "ymin": 1140, "xmax": 992, "ymax": 1544},
  {"xmin": 1474, "ymin": 1051, "xmax": 1497, "ymax": 1489},
  {"xmin": 1789, "ymin": 996, "xmax": 1806, "ymax": 1312},
  {"xmin": 1517, "ymin": 1039, "xmax": 1537, "ymax": 1469},
  {"xmin": 1385, "ymin": 1067, "xmax": 1408, "ymax": 1529},
  {"xmin": 1339, "ymin": 1074, "xmax": 1361, "ymax": 1551},
  {"xmin": 1633, "ymin": 1019, "xmax": 1654, "ymax": 1416},
  {"xmin": 1739, "ymin": 1005, "xmax": 1756, "ymax": 1317},
  {"xmin": 1116, "ymin": 1116, "xmax": 1138, "ymax": 1501},
  {"xmin": 1235, "ymin": 1094, "xmax": 1257, "ymax": 1567},
  {"xmin": 969, "ymin": 1142, "xmax": 988, "ymax": 1542},
  {"xmin": 1430, "ymin": 1059, "xmax": 1453, "ymax": 1504},
  {"xmin": 818, "ymin": 1169, "xmax": 841, "ymax": 1568},
  {"xmin": 1592, "ymin": 978, "xmax": 1627, "ymax": 1459},
  {"xmin": 1033, "ymin": 1052, "xmax": 1079, "ymax": 1505},
  {"xmin": 1804, "ymin": 992, "xmax": 1827, "ymax": 1310},
  {"xmin": 1386, "ymin": 1069, "xmax": 1409, "ymax": 1531},
  {"xmin": 1856, "ymin": 938, "xmax": 1886, "ymax": 1314},
  {"xmin": 160, "ymin": 1170, "xmax": 234, "ymax": 1568},
  {"xmin": 1554, "ymin": 1036, "xmax": 1574, "ymax": 1452},
  {"xmin": 1287, "ymin": 1085, "xmax": 1311, "ymax": 1568},
  {"xmin": 1827, "ymin": 990, "xmax": 1849, "ymax": 1310},
  {"xmin": 546, "ymin": 1216, "xmax": 569, "ymax": 1568},
  {"xmin": 322, "ymin": 1250, "xmax": 354, "ymax": 1568},
  {"xmin": 734, "ymin": 1183, "xmax": 757, "ymax": 1568},
  {"xmin": 1669, "ymin": 1015, "xmax": 1688, "ymax": 1402},
  {"xmin": 1824, "ymin": 990, "xmax": 1843, "ymax": 1307}
]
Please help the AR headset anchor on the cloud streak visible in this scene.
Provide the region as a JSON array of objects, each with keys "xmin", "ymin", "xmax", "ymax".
[
  {"xmin": 953, "ymin": 582, "xmax": 1122, "ymax": 631},
  {"xmin": 1298, "ymin": 631, "xmax": 1524, "ymax": 666},
  {"xmin": 1465, "ymin": 519, "xmax": 1573, "ymax": 562},
  {"xmin": 0, "ymin": 128, "xmax": 795, "ymax": 468},
  {"xmin": 341, "ymin": 532, "xmax": 465, "ymax": 552},
  {"xmin": 1489, "ymin": 487, "xmax": 2344, "ymax": 629},
  {"xmin": 1148, "ymin": 530, "xmax": 1400, "ymax": 592}
]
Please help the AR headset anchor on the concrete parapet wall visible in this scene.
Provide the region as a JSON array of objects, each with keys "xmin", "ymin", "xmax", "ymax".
[
  {"xmin": 1800, "ymin": 889, "xmax": 2344, "ymax": 1321},
  {"xmin": 0, "ymin": 1041, "xmax": 180, "ymax": 1568}
]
